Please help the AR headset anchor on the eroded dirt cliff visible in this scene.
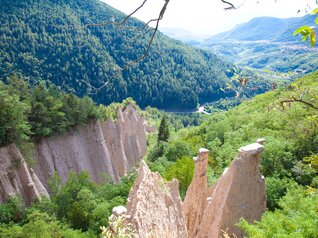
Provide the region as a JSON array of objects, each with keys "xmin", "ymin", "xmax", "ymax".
[
  {"xmin": 0, "ymin": 104, "xmax": 148, "ymax": 204},
  {"xmin": 0, "ymin": 144, "xmax": 49, "ymax": 205},
  {"xmin": 33, "ymin": 104, "xmax": 148, "ymax": 187}
]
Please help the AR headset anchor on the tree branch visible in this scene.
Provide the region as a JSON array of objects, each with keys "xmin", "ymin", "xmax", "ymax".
[
  {"xmin": 84, "ymin": 0, "xmax": 170, "ymax": 93},
  {"xmin": 221, "ymin": 0, "xmax": 236, "ymax": 10},
  {"xmin": 280, "ymin": 97, "xmax": 318, "ymax": 110},
  {"xmin": 83, "ymin": 0, "xmax": 148, "ymax": 28},
  {"xmin": 83, "ymin": 0, "xmax": 237, "ymax": 93}
]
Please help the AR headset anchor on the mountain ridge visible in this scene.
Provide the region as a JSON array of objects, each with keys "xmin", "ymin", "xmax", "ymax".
[
  {"xmin": 0, "ymin": 0, "xmax": 232, "ymax": 110},
  {"xmin": 203, "ymin": 15, "xmax": 315, "ymax": 43}
]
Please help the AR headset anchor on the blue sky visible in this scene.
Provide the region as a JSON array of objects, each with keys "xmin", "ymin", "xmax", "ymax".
[{"xmin": 102, "ymin": 0, "xmax": 317, "ymax": 36}]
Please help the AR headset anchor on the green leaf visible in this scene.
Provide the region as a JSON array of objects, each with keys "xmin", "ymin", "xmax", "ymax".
[
  {"xmin": 310, "ymin": 31, "xmax": 316, "ymax": 47},
  {"xmin": 315, "ymin": 16, "xmax": 318, "ymax": 25},
  {"xmin": 293, "ymin": 26, "xmax": 313, "ymax": 36},
  {"xmin": 312, "ymin": 8, "xmax": 318, "ymax": 15}
]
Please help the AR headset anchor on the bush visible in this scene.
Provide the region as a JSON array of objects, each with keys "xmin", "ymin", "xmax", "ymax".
[
  {"xmin": 238, "ymin": 185, "xmax": 318, "ymax": 237},
  {"xmin": 164, "ymin": 156, "xmax": 194, "ymax": 198},
  {"xmin": 0, "ymin": 83, "xmax": 30, "ymax": 146},
  {"xmin": 165, "ymin": 141, "xmax": 191, "ymax": 162},
  {"xmin": 265, "ymin": 177, "xmax": 295, "ymax": 211},
  {"xmin": 147, "ymin": 141, "xmax": 167, "ymax": 162},
  {"xmin": 0, "ymin": 196, "xmax": 24, "ymax": 224}
]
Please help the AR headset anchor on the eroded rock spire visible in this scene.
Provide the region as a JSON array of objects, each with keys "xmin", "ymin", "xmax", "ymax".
[
  {"xmin": 120, "ymin": 161, "xmax": 188, "ymax": 238},
  {"xmin": 183, "ymin": 140, "xmax": 266, "ymax": 238},
  {"xmin": 109, "ymin": 140, "xmax": 266, "ymax": 238}
]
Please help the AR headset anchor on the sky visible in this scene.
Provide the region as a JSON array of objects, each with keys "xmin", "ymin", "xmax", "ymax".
[{"xmin": 101, "ymin": 0, "xmax": 317, "ymax": 36}]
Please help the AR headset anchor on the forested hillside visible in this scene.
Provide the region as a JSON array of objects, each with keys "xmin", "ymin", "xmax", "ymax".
[
  {"xmin": 148, "ymin": 71, "xmax": 317, "ymax": 188},
  {"xmin": 147, "ymin": 71, "xmax": 318, "ymax": 235},
  {"xmin": 0, "ymin": 0, "xmax": 232, "ymax": 110},
  {"xmin": 0, "ymin": 74, "xmax": 110, "ymax": 146}
]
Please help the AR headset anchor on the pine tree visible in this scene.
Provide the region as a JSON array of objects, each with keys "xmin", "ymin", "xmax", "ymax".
[{"xmin": 157, "ymin": 116, "xmax": 169, "ymax": 142}]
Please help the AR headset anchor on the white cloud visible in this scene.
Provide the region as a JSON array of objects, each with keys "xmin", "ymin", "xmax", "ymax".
[{"xmin": 102, "ymin": 0, "xmax": 317, "ymax": 35}]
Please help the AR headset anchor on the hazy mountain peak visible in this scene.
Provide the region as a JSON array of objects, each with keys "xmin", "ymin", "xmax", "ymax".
[{"xmin": 204, "ymin": 15, "xmax": 315, "ymax": 42}]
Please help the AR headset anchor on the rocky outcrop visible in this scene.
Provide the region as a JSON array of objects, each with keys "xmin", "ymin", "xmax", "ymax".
[
  {"xmin": 182, "ymin": 148, "xmax": 209, "ymax": 237},
  {"xmin": 107, "ymin": 140, "xmax": 266, "ymax": 237},
  {"xmin": 183, "ymin": 140, "xmax": 266, "ymax": 238},
  {"xmin": 0, "ymin": 144, "xmax": 49, "ymax": 205},
  {"xmin": 33, "ymin": 104, "xmax": 147, "ymax": 188},
  {"xmin": 123, "ymin": 161, "xmax": 188, "ymax": 238}
]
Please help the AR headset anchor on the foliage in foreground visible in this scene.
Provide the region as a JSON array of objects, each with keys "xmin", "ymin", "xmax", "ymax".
[
  {"xmin": 238, "ymin": 185, "xmax": 318, "ymax": 238},
  {"xmin": 0, "ymin": 172, "xmax": 136, "ymax": 237},
  {"xmin": 294, "ymin": 8, "xmax": 318, "ymax": 47},
  {"xmin": 100, "ymin": 215, "xmax": 135, "ymax": 238},
  {"xmin": 0, "ymin": 210, "xmax": 90, "ymax": 238}
]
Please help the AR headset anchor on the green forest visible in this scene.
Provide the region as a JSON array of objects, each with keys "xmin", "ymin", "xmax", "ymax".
[
  {"xmin": 0, "ymin": 0, "xmax": 234, "ymax": 110},
  {"xmin": 0, "ymin": 74, "xmax": 101, "ymax": 146}
]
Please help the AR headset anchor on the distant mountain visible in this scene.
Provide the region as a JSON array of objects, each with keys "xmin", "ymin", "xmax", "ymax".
[
  {"xmin": 205, "ymin": 15, "xmax": 316, "ymax": 43},
  {"xmin": 205, "ymin": 17, "xmax": 297, "ymax": 42},
  {"xmin": 160, "ymin": 27, "xmax": 206, "ymax": 45},
  {"xmin": 0, "ymin": 0, "xmax": 232, "ymax": 110},
  {"xmin": 200, "ymin": 15, "xmax": 318, "ymax": 76},
  {"xmin": 274, "ymin": 14, "xmax": 318, "ymax": 42}
]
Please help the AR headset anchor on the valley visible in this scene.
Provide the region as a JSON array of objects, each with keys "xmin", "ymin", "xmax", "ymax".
[{"xmin": 169, "ymin": 15, "xmax": 318, "ymax": 83}]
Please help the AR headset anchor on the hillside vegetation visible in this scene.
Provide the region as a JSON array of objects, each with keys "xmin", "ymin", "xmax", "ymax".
[
  {"xmin": 148, "ymin": 71, "xmax": 317, "ymax": 184},
  {"xmin": 0, "ymin": 69, "xmax": 317, "ymax": 236},
  {"xmin": 0, "ymin": 0, "xmax": 231, "ymax": 110},
  {"xmin": 147, "ymin": 71, "xmax": 318, "ymax": 236},
  {"xmin": 0, "ymin": 74, "xmax": 139, "ymax": 147}
]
